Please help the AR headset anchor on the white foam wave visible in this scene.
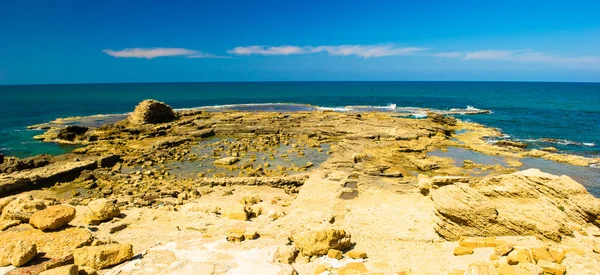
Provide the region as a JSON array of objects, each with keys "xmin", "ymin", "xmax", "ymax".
[
  {"xmin": 583, "ymin": 142, "xmax": 596, "ymax": 147},
  {"xmin": 316, "ymin": 106, "xmax": 351, "ymax": 112}
]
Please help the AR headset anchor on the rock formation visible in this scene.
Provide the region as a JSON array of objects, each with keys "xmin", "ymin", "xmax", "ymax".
[
  {"xmin": 431, "ymin": 169, "xmax": 600, "ymax": 241},
  {"xmin": 128, "ymin": 99, "xmax": 176, "ymax": 125}
]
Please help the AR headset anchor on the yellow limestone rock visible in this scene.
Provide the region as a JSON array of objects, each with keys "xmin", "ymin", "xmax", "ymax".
[
  {"xmin": 327, "ymin": 249, "xmax": 343, "ymax": 260},
  {"xmin": 84, "ymin": 198, "xmax": 120, "ymax": 225},
  {"xmin": 29, "ymin": 205, "xmax": 76, "ymax": 231},
  {"xmin": 0, "ymin": 240, "xmax": 37, "ymax": 267},
  {"xmin": 454, "ymin": 246, "xmax": 474, "ymax": 256},
  {"xmin": 74, "ymin": 243, "xmax": 133, "ymax": 270},
  {"xmin": 529, "ymin": 246, "xmax": 554, "ymax": 263},
  {"xmin": 292, "ymin": 229, "xmax": 352, "ymax": 256},
  {"xmin": 39, "ymin": 264, "xmax": 78, "ymax": 275},
  {"xmin": 347, "ymin": 250, "xmax": 367, "ymax": 259},
  {"xmin": 337, "ymin": 262, "xmax": 369, "ymax": 275}
]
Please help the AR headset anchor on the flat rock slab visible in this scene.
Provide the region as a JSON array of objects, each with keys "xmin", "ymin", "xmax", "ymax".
[{"xmin": 0, "ymin": 160, "xmax": 97, "ymax": 196}]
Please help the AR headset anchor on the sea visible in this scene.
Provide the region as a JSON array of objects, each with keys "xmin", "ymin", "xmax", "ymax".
[{"xmin": 1, "ymin": 81, "xmax": 599, "ymax": 159}]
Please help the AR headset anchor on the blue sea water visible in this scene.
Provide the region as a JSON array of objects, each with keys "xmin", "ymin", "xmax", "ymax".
[{"xmin": 1, "ymin": 81, "xmax": 599, "ymax": 158}]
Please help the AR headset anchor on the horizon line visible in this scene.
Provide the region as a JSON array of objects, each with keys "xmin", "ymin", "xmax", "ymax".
[{"xmin": 2, "ymin": 80, "xmax": 600, "ymax": 87}]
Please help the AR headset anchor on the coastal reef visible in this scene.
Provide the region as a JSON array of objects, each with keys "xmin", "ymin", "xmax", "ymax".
[{"xmin": 1, "ymin": 99, "xmax": 600, "ymax": 274}]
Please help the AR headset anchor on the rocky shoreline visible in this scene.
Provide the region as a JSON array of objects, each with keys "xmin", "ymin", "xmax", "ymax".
[{"xmin": 1, "ymin": 99, "xmax": 600, "ymax": 275}]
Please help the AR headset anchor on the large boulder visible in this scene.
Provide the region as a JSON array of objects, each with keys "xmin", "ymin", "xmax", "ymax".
[
  {"xmin": 431, "ymin": 169, "xmax": 600, "ymax": 241},
  {"xmin": 84, "ymin": 199, "xmax": 120, "ymax": 225},
  {"xmin": 0, "ymin": 240, "xmax": 37, "ymax": 267},
  {"xmin": 1, "ymin": 195, "xmax": 47, "ymax": 222},
  {"xmin": 292, "ymin": 229, "xmax": 352, "ymax": 256},
  {"xmin": 29, "ymin": 205, "xmax": 76, "ymax": 231},
  {"xmin": 128, "ymin": 99, "xmax": 176, "ymax": 125},
  {"xmin": 74, "ymin": 243, "xmax": 133, "ymax": 269}
]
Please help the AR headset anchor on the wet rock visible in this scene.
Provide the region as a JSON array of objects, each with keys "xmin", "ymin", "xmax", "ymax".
[
  {"xmin": 292, "ymin": 228, "xmax": 352, "ymax": 256},
  {"xmin": 428, "ymin": 113, "xmax": 457, "ymax": 126},
  {"xmin": 128, "ymin": 99, "xmax": 176, "ymax": 125},
  {"xmin": 0, "ymin": 240, "xmax": 37, "ymax": 267},
  {"xmin": 431, "ymin": 169, "xmax": 600, "ymax": 241},
  {"xmin": 84, "ymin": 199, "xmax": 120, "ymax": 225},
  {"xmin": 57, "ymin": 126, "xmax": 89, "ymax": 141},
  {"xmin": 39, "ymin": 264, "xmax": 78, "ymax": 275},
  {"xmin": 74, "ymin": 243, "xmax": 133, "ymax": 270},
  {"xmin": 29, "ymin": 205, "xmax": 76, "ymax": 231},
  {"xmin": 1, "ymin": 195, "xmax": 47, "ymax": 222},
  {"xmin": 495, "ymin": 140, "xmax": 528, "ymax": 149}
]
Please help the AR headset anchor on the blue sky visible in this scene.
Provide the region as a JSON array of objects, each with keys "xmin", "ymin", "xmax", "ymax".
[{"xmin": 1, "ymin": 0, "xmax": 599, "ymax": 84}]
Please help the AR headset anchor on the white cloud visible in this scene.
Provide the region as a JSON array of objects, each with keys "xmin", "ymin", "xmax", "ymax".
[
  {"xmin": 434, "ymin": 49, "xmax": 600, "ymax": 65},
  {"xmin": 103, "ymin": 47, "xmax": 222, "ymax": 59},
  {"xmin": 228, "ymin": 44, "xmax": 428, "ymax": 58}
]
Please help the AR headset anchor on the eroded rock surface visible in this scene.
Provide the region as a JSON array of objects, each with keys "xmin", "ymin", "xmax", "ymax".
[{"xmin": 128, "ymin": 99, "xmax": 176, "ymax": 125}]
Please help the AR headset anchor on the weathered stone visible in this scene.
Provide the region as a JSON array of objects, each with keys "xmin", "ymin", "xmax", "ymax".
[
  {"xmin": 428, "ymin": 113, "xmax": 457, "ymax": 126},
  {"xmin": 73, "ymin": 243, "xmax": 133, "ymax": 270},
  {"xmin": 226, "ymin": 228, "xmax": 245, "ymax": 243},
  {"xmin": 548, "ymin": 247, "xmax": 565, "ymax": 264},
  {"xmin": 29, "ymin": 205, "xmax": 76, "ymax": 231},
  {"xmin": 180, "ymin": 202, "xmax": 220, "ymax": 214},
  {"xmin": 97, "ymin": 155, "xmax": 121, "ymax": 168},
  {"xmin": 347, "ymin": 250, "xmax": 367, "ymax": 259},
  {"xmin": 327, "ymin": 249, "xmax": 343, "ymax": 259},
  {"xmin": 0, "ymin": 219, "xmax": 20, "ymax": 231},
  {"xmin": 536, "ymin": 260, "xmax": 566, "ymax": 275},
  {"xmin": 57, "ymin": 126, "xmax": 88, "ymax": 141},
  {"xmin": 454, "ymin": 246, "xmax": 474, "ymax": 256},
  {"xmin": 411, "ymin": 159, "xmax": 439, "ymax": 171},
  {"xmin": 39, "ymin": 264, "xmax": 78, "ymax": 275},
  {"xmin": 128, "ymin": 99, "xmax": 176, "ymax": 125},
  {"xmin": 243, "ymin": 229, "xmax": 259, "ymax": 240},
  {"xmin": 0, "ymin": 240, "xmax": 37, "ymax": 267},
  {"xmin": 495, "ymin": 140, "xmax": 527, "ymax": 149},
  {"xmin": 0, "ymin": 196, "xmax": 16, "ymax": 214},
  {"xmin": 240, "ymin": 195, "xmax": 261, "ymax": 205},
  {"xmin": 314, "ymin": 264, "xmax": 328, "ymax": 275},
  {"xmin": 272, "ymin": 246, "xmax": 298, "ymax": 264},
  {"xmin": 431, "ymin": 169, "xmax": 600, "ymax": 241},
  {"xmin": 84, "ymin": 199, "xmax": 120, "ymax": 225},
  {"xmin": 213, "ymin": 157, "xmax": 240, "ymax": 165},
  {"xmin": 1, "ymin": 195, "xmax": 46, "ymax": 222},
  {"xmin": 493, "ymin": 244, "xmax": 513, "ymax": 256},
  {"xmin": 292, "ymin": 229, "xmax": 352, "ymax": 256},
  {"xmin": 0, "ymin": 226, "xmax": 93, "ymax": 259}
]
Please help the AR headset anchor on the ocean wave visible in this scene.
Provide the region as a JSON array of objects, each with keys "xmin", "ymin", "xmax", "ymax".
[{"xmin": 316, "ymin": 106, "xmax": 351, "ymax": 112}]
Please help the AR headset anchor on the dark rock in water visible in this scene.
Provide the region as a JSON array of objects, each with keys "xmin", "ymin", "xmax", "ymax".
[
  {"xmin": 495, "ymin": 140, "xmax": 528, "ymax": 149},
  {"xmin": 428, "ymin": 113, "xmax": 457, "ymax": 126},
  {"xmin": 57, "ymin": 126, "xmax": 89, "ymax": 141},
  {"xmin": 128, "ymin": 99, "xmax": 177, "ymax": 125},
  {"xmin": 0, "ymin": 153, "xmax": 4, "ymax": 165},
  {"xmin": 0, "ymin": 154, "xmax": 53, "ymax": 174}
]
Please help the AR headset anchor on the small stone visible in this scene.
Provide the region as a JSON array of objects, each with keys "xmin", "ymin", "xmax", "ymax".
[
  {"xmin": 240, "ymin": 196, "xmax": 261, "ymax": 205},
  {"xmin": 273, "ymin": 246, "xmax": 298, "ymax": 264},
  {"xmin": 327, "ymin": 249, "xmax": 343, "ymax": 260},
  {"xmin": 244, "ymin": 229, "xmax": 259, "ymax": 240},
  {"xmin": 536, "ymin": 260, "xmax": 566, "ymax": 275},
  {"xmin": 222, "ymin": 205, "xmax": 249, "ymax": 221},
  {"xmin": 0, "ymin": 240, "xmax": 37, "ymax": 267},
  {"xmin": 84, "ymin": 199, "xmax": 120, "ymax": 225},
  {"xmin": 507, "ymin": 250, "xmax": 520, "ymax": 265},
  {"xmin": 347, "ymin": 250, "xmax": 367, "ymax": 259},
  {"xmin": 226, "ymin": 228, "xmax": 245, "ymax": 243},
  {"xmin": 459, "ymin": 237, "xmax": 478, "ymax": 248},
  {"xmin": 214, "ymin": 157, "xmax": 240, "ymax": 165},
  {"xmin": 548, "ymin": 247, "xmax": 565, "ymax": 264},
  {"xmin": 29, "ymin": 205, "xmax": 76, "ymax": 231},
  {"xmin": 454, "ymin": 246, "xmax": 474, "ymax": 256},
  {"xmin": 74, "ymin": 243, "xmax": 133, "ymax": 270},
  {"xmin": 39, "ymin": 264, "xmax": 78, "ymax": 275}
]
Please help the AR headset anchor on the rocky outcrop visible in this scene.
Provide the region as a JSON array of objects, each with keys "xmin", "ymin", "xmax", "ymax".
[
  {"xmin": 0, "ymin": 160, "xmax": 97, "ymax": 196},
  {"xmin": 0, "ymin": 240, "xmax": 37, "ymax": 267},
  {"xmin": 74, "ymin": 243, "xmax": 133, "ymax": 269},
  {"xmin": 29, "ymin": 205, "xmax": 76, "ymax": 231},
  {"xmin": 495, "ymin": 140, "xmax": 528, "ymax": 149},
  {"xmin": 0, "ymin": 154, "xmax": 53, "ymax": 174},
  {"xmin": 0, "ymin": 226, "xmax": 93, "ymax": 259},
  {"xmin": 57, "ymin": 126, "xmax": 89, "ymax": 141},
  {"xmin": 431, "ymin": 169, "xmax": 600, "ymax": 241},
  {"xmin": 128, "ymin": 99, "xmax": 176, "ymax": 125},
  {"xmin": 428, "ymin": 113, "xmax": 457, "ymax": 126},
  {"xmin": 292, "ymin": 229, "xmax": 352, "ymax": 256},
  {"xmin": 84, "ymin": 199, "xmax": 120, "ymax": 225}
]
